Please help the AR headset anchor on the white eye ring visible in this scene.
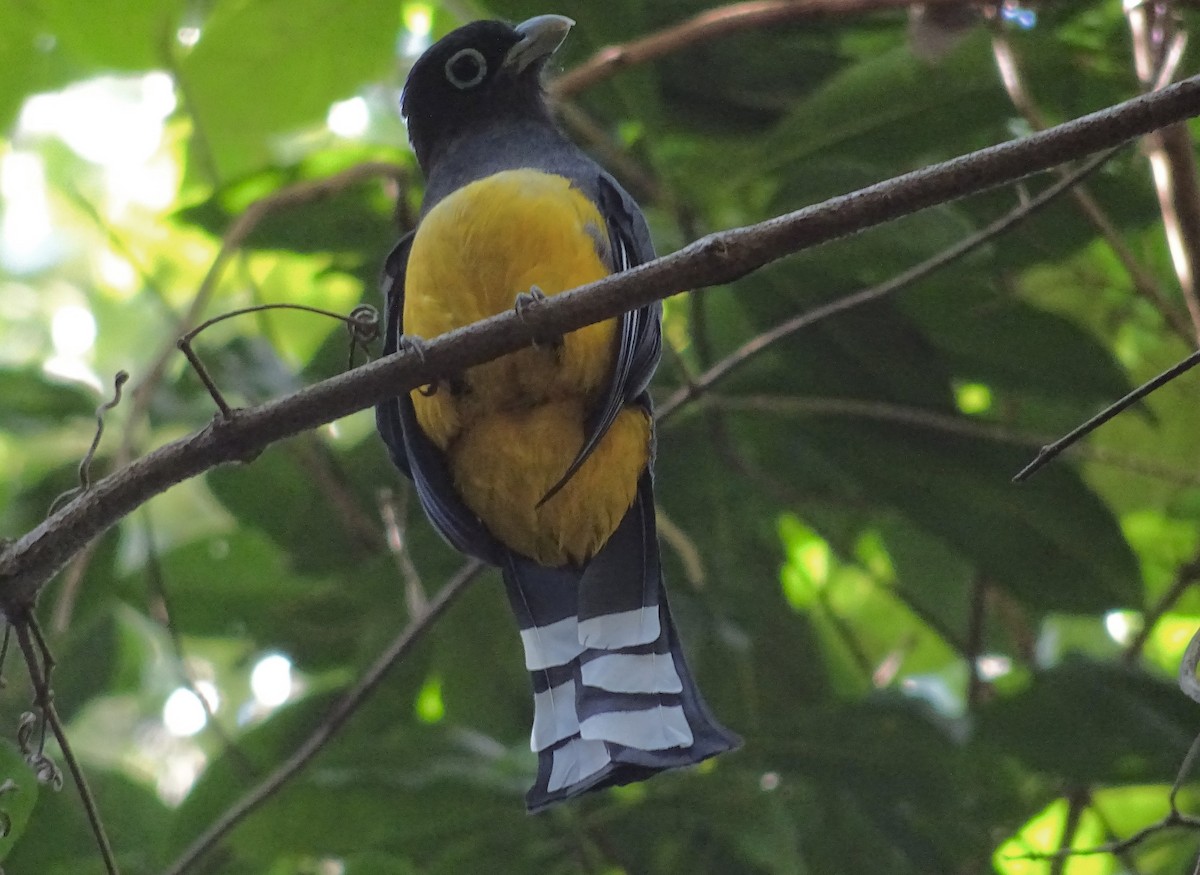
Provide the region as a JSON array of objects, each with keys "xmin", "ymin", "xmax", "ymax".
[{"xmin": 445, "ymin": 48, "xmax": 487, "ymax": 89}]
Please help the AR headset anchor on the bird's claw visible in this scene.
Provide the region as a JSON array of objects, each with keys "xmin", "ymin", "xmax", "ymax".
[
  {"xmin": 401, "ymin": 334, "xmax": 438, "ymax": 396},
  {"xmin": 399, "ymin": 333, "xmax": 429, "ymax": 362},
  {"xmin": 514, "ymin": 287, "xmax": 561, "ymax": 351},
  {"xmin": 514, "ymin": 285, "xmax": 548, "ymax": 321}
]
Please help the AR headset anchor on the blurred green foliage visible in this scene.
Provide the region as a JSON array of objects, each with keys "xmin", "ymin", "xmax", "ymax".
[{"xmin": 3, "ymin": 1, "xmax": 1200, "ymax": 873}]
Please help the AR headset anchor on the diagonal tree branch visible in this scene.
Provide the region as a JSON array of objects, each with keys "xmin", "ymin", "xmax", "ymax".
[
  {"xmin": 1127, "ymin": 1, "xmax": 1200, "ymax": 342},
  {"xmin": 5, "ymin": 74, "xmax": 1200, "ymax": 611},
  {"xmin": 551, "ymin": 0, "xmax": 976, "ymax": 98},
  {"xmin": 990, "ymin": 30, "xmax": 1194, "ymax": 342},
  {"xmin": 656, "ymin": 144, "xmax": 1121, "ymax": 422},
  {"xmin": 161, "ymin": 559, "xmax": 485, "ymax": 875}
]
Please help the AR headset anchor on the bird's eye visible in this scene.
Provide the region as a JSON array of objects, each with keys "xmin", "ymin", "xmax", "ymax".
[{"xmin": 445, "ymin": 48, "xmax": 487, "ymax": 89}]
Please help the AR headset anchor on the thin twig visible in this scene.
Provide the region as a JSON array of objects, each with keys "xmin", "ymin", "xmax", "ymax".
[
  {"xmin": 177, "ymin": 341, "xmax": 234, "ymax": 420},
  {"xmin": 287, "ymin": 440, "xmax": 383, "ymax": 555},
  {"xmin": 0, "ymin": 622, "xmax": 11, "ymax": 688},
  {"xmin": 697, "ymin": 392, "xmax": 1200, "ymax": 487},
  {"xmin": 1050, "ymin": 789, "xmax": 1090, "ymax": 875},
  {"xmin": 965, "ymin": 577, "xmax": 988, "ymax": 709},
  {"xmin": 42, "ymin": 378, "xmax": 128, "ymax": 639},
  {"xmin": 122, "ymin": 163, "xmax": 407, "ymax": 453},
  {"xmin": 657, "ymin": 145, "xmax": 1123, "ymax": 423},
  {"xmin": 58, "ymin": 185, "xmax": 178, "ymax": 318},
  {"xmin": 654, "ymin": 507, "xmax": 707, "ymax": 590},
  {"xmin": 8, "ymin": 75, "xmax": 1200, "ymax": 607},
  {"xmin": 1013, "ymin": 347, "xmax": 1200, "ymax": 481},
  {"xmin": 377, "ymin": 485, "xmax": 429, "ymax": 617},
  {"xmin": 1012, "ymin": 806, "xmax": 1200, "ymax": 863},
  {"xmin": 178, "ymin": 303, "xmax": 381, "ymax": 419},
  {"xmin": 161, "ymin": 21, "xmax": 219, "ymax": 185},
  {"xmin": 13, "ymin": 614, "xmax": 119, "ymax": 875},
  {"xmin": 53, "ymin": 169, "xmax": 402, "ymax": 631},
  {"xmin": 139, "ymin": 510, "xmax": 257, "ymax": 775},
  {"xmin": 48, "ymin": 372, "xmax": 130, "ymax": 516},
  {"xmin": 160, "ymin": 560, "xmax": 485, "ymax": 875},
  {"xmin": 1124, "ymin": 554, "xmax": 1200, "ymax": 662},
  {"xmin": 1088, "ymin": 793, "xmax": 1152, "ymax": 875},
  {"xmin": 49, "ymin": 542, "xmax": 100, "ymax": 636},
  {"xmin": 552, "ymin": 0, "xmax": 973, "ymax": 98},
  {"xmin": 1171, "ymin": 727, "xmax": 1200, "ymax": 812},
  {"xmin": 990, "ymin": 31, "xmax": 1193, "ymax": 341},
  {"xmin": 1128, "ymin": 1, "xmax": 1200, "ymax": 342},
  {"xmin": 1019, "ymin": 626, "xmax": 1200, "ymax": 865}
]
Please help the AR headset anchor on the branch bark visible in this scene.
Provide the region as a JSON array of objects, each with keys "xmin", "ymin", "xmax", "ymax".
[
  {"xmin": 5, "ymin": 74, "xmax": 1200, "ymax": 611},
  {"xmin": 990, "ymin": 31, "xmax": 1193, "ymax": 342}
]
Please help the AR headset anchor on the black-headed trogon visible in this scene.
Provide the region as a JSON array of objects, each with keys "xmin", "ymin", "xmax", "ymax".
[{"xmin": 375, "ymin": 14, "xmax": 739, "ymax": 812}]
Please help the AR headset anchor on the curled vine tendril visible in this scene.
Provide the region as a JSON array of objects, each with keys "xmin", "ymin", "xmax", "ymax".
[
  {"xmin": 48, "ymin": 371, "xmax": 129, "ymax": 515},
  {"xmin": 180, "ymin": 302, "xmax": 385, "ymax": 418}
]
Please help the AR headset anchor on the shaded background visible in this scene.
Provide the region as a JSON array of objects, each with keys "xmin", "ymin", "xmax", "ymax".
[{"xmin": 2, "ymin": 0, "xmax": 1200, "ymax": 872}]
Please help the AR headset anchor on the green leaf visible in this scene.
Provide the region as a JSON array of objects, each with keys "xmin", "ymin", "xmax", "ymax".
[
  {"xmin": 205, "ymin": 442, "xmax": 369, "ymax": 574},
  {"xmin": 151, "ymin": 528, "xmax": 404, "ymax": 668},
  {"xmin": 0, "ymin": 368, "xmax": 94, "ymax": 434},
  {"xmin": 34, "ymin": 0, "xmax": 187, "ymax": 70},
  {"xmin": 1, "ymin": 768, "xmax": 168, "ymax": 874},
  {"xmin": 0, "ymin": 4, "xmax": 73, "ymax": 133},
  {"xmin": 979, "ymin": 658, "xmax": 1198, "ymax": 783},
  {"xmin": 745, "ymin": 33, "xmax": 1012, "ymax": 184},
  {"xmin": 0, "ymin": 740, "xmax": 38, "ymax": 863},
  {"xmin": 822, "ymin": 429, "xmax": 1141, "ymax": 612},
  {"xmin": 178, "ymin": 0, "xmax": 400, "ymax": 179},
  {"xmin": 900, "ymin": 280, "xmax": 1134, "ymax": 407}
]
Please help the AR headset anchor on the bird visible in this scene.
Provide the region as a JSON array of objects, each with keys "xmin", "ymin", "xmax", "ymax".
[{"xmin": 375, "ymin": 14, "xmax": 740, "ymax": 813}]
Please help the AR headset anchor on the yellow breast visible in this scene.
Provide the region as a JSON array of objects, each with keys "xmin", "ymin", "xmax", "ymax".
[{"xmin": 403, "ymin": 169, "xmax": 651, "ymax": 566}]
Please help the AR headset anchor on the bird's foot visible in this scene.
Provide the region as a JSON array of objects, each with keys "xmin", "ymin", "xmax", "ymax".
[
  {"xmin": 400, "ymin": 334, "xmax": 439, "ymax": 396},
  {"xmin": 514, "ymin": 285, "xmax": 548, "ymax": 319},
  {"xmin": 399, "ymin": 333, "xmax": 429, "ymax": 362},
  {"xmin": 514, "ymin": 286, "xmax": 562, "ymax": 351}
]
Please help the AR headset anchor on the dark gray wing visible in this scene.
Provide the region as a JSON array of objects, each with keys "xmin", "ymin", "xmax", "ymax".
[
  {"xmin": 537, "ymin": 172, "xmax": 663, "ymax": 506},
  {"xmin": 374, "ymin": 233, "xmax": 505, "ymax": 565}
]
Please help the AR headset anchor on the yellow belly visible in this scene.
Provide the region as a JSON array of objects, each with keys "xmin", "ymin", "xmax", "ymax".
[
  {"xmin": 451, "ymin": 402, "xmax": 651, "ymax": 566},
  {"xmin": 403, "ymin": 169, "xmax": 651, "ymax": 565}
]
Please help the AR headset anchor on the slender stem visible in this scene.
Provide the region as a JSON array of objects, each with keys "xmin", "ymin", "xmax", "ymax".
[
  {"xmin": 552, "ymin": 0, "xmax": 970, "ymax": 98},
  {"xmin": 965, "ymin": 577, "xmax": 988, "ymax": 709},
  {"xmin": 1013, "ymin": 348, "xmax": 1200, "ymax": 481},
  {"xmin": 1124, "ymin": 555, "xmax": 1200, "ymax": 662},
  {"xmin": 176, "ymin": 339, "xmax": 234, "ymax": 419},
  {"xmin": 377, "ymin": 485, "xmax": 430, "ymax": 616},
  {"xmin": 1049, "ymin": 790, "xmax": 1090, "ymax": 875},
  {"xmin": 698, "ymin": 393, "xmax": 1200, "ymax": 486},
  {"xmin": 122, "ymin": 163, "xmax": 408, "ymax": 458},
  {"xmin": 14, "ymin": 616, "xmax": 120, "ymax": 875},
  {"xmin": 47, "ymin": 372, "xmax": 130, "ymax": 517},
  {"xmin": 658, "ymin": 146, "xmax": 1122, "ymax": 422},
  {"xmin": 178, "ymin": 303, "xmax": 382, "ymax": 419},
  {"xmin": 160, "ymin": 560, "xmax": 485, "ymax": 875},
  {"xmin": 990, "ymin": 31, "xmax": 1193, "ymax": 342},
  {"xmin": 1127, "ymin": 1, "xmax": 1200, "ymax": 342},
  {"xmin": 140, "ymin": 510, "xmax": 257, "ymax": 775}
]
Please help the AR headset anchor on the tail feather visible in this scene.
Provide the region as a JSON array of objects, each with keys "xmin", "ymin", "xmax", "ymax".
[
  {"xmin": 578, "ymin": 698, "xmax": 694, "ymax": 750},
  {"xmin": 575, "ymin": 474, "xmax": 660, "ymax": 649},
  {"xmin": 502, "ymin": 475, "xmax": 740, "ymax": 813},
  {"xmin": 580, "ymin": 645, "xmax": 683, "ymax": 694}
]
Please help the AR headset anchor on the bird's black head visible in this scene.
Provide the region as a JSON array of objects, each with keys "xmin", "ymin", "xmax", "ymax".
[{"xmin": 401, "ymin": 15, "xmax": 573, "ymax": 171}]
